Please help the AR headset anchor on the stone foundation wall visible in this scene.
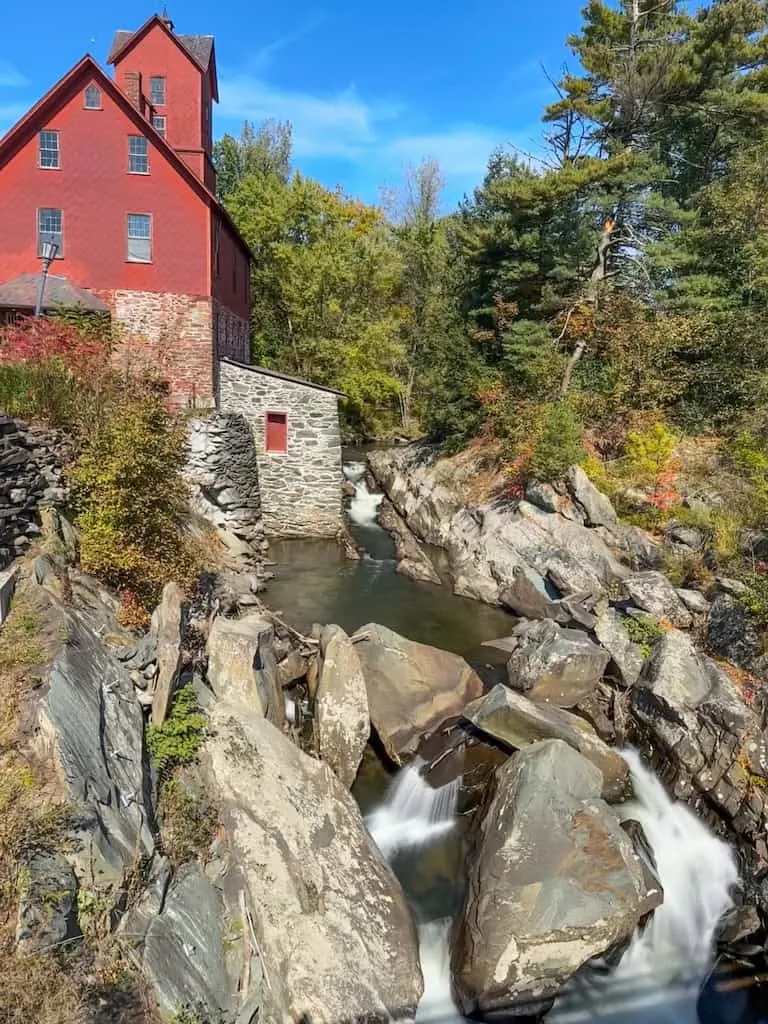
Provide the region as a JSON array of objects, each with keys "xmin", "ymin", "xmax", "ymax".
[
  {"xmin": 186, "ymin": 413, "xmax": 267, "ymax": 566},
  {"xmin": 104, "ymin": 289, "xmax": 215, "ymax": 408},
  {"xmin": 0, "ymin": 417, "xmax": 69, "ymax": 570},
  {"xmin": 218, "ymin": 360, "xmax": 343, "ymax": 537}
]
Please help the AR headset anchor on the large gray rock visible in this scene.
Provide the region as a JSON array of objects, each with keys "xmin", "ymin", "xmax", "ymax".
[
  {"xmin": 206, "ymin": 613, "xmax": 285, "ymax": 728},
  {"xmin": 452, "ymin": 740, "xmax": 660, "ymax": 1017},
  {"xmin": 631, "ymin": 630, "xmax": 763, "ymax": 822},
  {"xmin": 594, "ymin": 606, "xmax": 645, "ymax": 688},
  {"xmin": 462, "ymin": 684, "xmax": 629, "ymax": 801},
  {"xmin": 150, "ymin": 581, "xmax": 185, "ymax": 725},
  {"xmin": 707, "ymin": 592, "xmax": 762, "ymax": 669},
  {"xmin": 566, "ymin": 465, "xmax": 618, "ymax": 529},
  {"xmin": 316, "ymin": 625, "xmax": 370, "ymax": 787},
  {"xmin": 525, "ymin": 480, "xmax": 584, "ymax": 522},
  {"xmin": 378, "ymin": 498, "xmax": 441, "ymax": 586},
  {"xmin": 143, "ymin": 863, "xmax": 236, "ymax": 1019},
  {"xmin": 368, "ymin": 446, "xmax": 628, "ymax": 607},
  {"xmin": 206, "ymin": 706, "xmax": 423, "ymax": 1023},
  {"xmin": 506, "ymin": 619, "xmax": 610, "ymax": 707},
  {"xmin": 622, "ymin": 571, "xmax": 693, "ymax": 628},
  {"xmin": 499, "ymin": 566, "xmax": 597, "ymax": 629},
  {"xmin": 16, "ymin": 852, "xmax": 80, "ymax": 952},
  {"xmin": 42, "ymin": 610, "xmax": 154, "ymax": 886},
  {"xmin": 353, "ymin": 623, "xmax": 483, "ymax": 763}
]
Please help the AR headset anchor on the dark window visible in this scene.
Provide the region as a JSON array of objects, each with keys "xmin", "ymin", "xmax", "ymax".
[
  {"xmin": 151, "ymin": 115, "xmax": 166, "ymax": 138},
  {"xmin": 38, "ymin": 208, "xmax": 63, "ymax": 256},
  {"xmin": 128, "ymin": 135, "xmax": 149, "ymax": 173},
  {"xmin": 84, "ymin": 85, "xmax": 101, "ymax": 109},
  {"xmin": 39, "ymin": 130, "xmax": 59, "ymax": 168},
  {"xmin": 265, "ymin": 412, "xmax": 287, "ymax": 453},
  {"xmin": 150, "ymin": 76, "xmax": 166, "ymax": 106},
  {"xmin": 127, "ymin": 213, "xmax": 152, "ymax": 262}
]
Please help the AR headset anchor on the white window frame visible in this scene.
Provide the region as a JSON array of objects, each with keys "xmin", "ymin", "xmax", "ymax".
[
  {"xmin": 37, "ymin": 207, "xmax": 63, "ymax": 257},
  {"xmin": 84, "ymin": 85, "xmax": 101, "ymax": 109},
  {"xmin": 151, "ymin": 114, "xmax": 166, "ymax": 138},
  {"xmin": 149, "ymin": 76, "xmax": 166, "ymax": 106},
  {"xmin": 128, "ymin": 135, "xmax": 149, "ymax": 174},
  {"xmin": 127, "ymin": 213, "xmax": 152, "ymax": 263},
  {"xmin": 39, "ymin": 130, "xmax": 60, "ymax": 169}
]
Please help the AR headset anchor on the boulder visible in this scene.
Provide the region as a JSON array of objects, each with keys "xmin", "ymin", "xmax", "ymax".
[
  {"xmin": 315, "ymin": 625, "xmax": 370, "ymax": 787},
  {"xmin": 707, "ymin": 593, "xmax": 762, "ymax": 669},
  {"xmin": 277, "ymin": 649, "xmax": 308, "ymax": 687},
  {"xmin": 677, "ymin": 588, "xmax": 710, "ymax": 616},
  {"xmin": 499, "ymin": 567, "xmax": 597, "ymax": 629},
  {"xmin": 42, "ymin": 609, "xmax": 154, "ymax": 886},
  {"xmin": 506, "ymin": 619, "xmax": 610, "ymax": 707},
  {"xmin": 143, "ymin": 863, "xmax": 237, "ymax": 1019},
  {"xmin": 452, "ymin": 740, "xmax": 660, "ymax": 1017},
  {"xmin": 666, "ymin": 523, "xmax": 705, "ymax": 550},
  {"xmin": 206, "ymin": 613, "xmax": 285, "ymax": 728},
  {"xmin": 594, "ymin": 607, "xmax": 645, "ymax": 688},
  {"xmin": 353, "ymin": 623, "xmax": 483, "ymax": 763},
  {"xmin": 524, "ymin": 480, "xmax": 584, "ymax": 522},
  {"xmin": 614, "ymin": 524, "xmax": 664, "ymax": 570},
  {"xmin": 150, "ymin": 581, "xmax": 186, "ymax": 725},
  {"xmin": 462, "ymin": 684, "xmax": 629, "ymax": 800},
  {"xmin": 378, "ymin": 498, "xmax": 442, "ymax": 586},
  {"xmin": 206, "ymin": 706, "xmax": 423, "ymax": 1023},
  {"xmin": 16, "ymin": 852, "xmax": 80, "ymax": 953},
  {"xmin": 631, "ymin": 630, "xmax": 762, "ymax": 823},
  {"xmin": 622, "ymin": 571, "xmax": 693, "ymax": 628},
  {"xmin": 566, "ymin": 465, "xmax": 618, "ymax": 529}
]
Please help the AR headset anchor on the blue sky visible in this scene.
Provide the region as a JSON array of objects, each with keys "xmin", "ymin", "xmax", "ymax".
[{"xmin": 0, "ymin": 1, "xmax": 583, "ymax": 207}]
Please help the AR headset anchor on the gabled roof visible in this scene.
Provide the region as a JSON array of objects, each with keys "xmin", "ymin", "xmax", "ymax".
[
  {"xmin": 106, "ymin": 15, "xmax": 218, "ymax": 101},
  {"xmin": 0, "ymin": 55, "xmax": 249, "ymax": 259},
  {"xmin": 0, "ymin": 273, "xmax": 109, "ymax": 312}
]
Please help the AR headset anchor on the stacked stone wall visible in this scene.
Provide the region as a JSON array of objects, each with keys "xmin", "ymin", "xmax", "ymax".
[
  {"xmin": 186, "ymin": 412, "xmax": 267, "ymax": 566},
  {"xmin": 0, "ymin": 417, "xmax": 69, "ymax": 569},
  {"xmin": 218, "ymin": 360, "xmax": 342, "ymax": 537}
]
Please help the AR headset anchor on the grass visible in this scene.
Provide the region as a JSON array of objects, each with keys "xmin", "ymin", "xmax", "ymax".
[
  {"xmin": 157, "ymin": 776, "xmax": 219, "ymax": 868},
  {"xmin": 622, "ymin": 614, "xmax": 665, "ymax": 658}
]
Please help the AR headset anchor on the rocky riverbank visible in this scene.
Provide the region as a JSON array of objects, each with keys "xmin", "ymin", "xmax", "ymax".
[
  {"xmin": 368, "ymin": 443, "xmax": 768, "ymax": 878},
  {"xmin": 2, "ymin": 453, "xmax": 765, "ymax": 1022}
]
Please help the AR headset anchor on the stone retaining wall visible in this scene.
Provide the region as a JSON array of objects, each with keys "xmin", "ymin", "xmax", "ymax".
[
  {"xmin": 218, "ymin": 360, "xmax": 343, "ymax": 537},
  {"xmin": 186, "ymin": 412, "xmax": 267, "ymax": 565},
  {"xmin": 0, "ymin": 417, "xmax": 69, "ymax": 570}
]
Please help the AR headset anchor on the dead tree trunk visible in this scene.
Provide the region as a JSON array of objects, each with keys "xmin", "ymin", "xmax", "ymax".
[{"xmin": 559, "ymin": 218, "xmax": 616, "ymax": 396}]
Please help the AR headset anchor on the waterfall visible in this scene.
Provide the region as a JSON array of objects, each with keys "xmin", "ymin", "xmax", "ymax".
[
  {"xmin": 550, "ymin": 750, "xmax": 739, "ymax": 1023},
  {"xmin": 366, "ymin": 758, "xmax": 460, "ymax": 858},
  {"xmin": 344, "ymin": 461, "xmax": 383, "ymax": 528},
  {"xmin": 366, "ymin": 748, "xmax": 738, "ymax": 1023}
]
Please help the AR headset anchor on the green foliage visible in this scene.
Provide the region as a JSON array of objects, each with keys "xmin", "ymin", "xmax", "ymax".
[
  {"xmin": 622, "ymin": 615, "xmax": 664, "ymax": 658},
  {"xmin": 69, "ymin": 390, "xmax": 195, "ymax": 606},
  {"xmin": 158, "ymin": 776, "xmax": 219, "ymax": 867},
  {"xmin": 146, "ymin": 685, "xmax": 207, "ymax": 776},
  {"xmin": 624, "ymin": 422, "xmax": 677, "ymax": 488},
  {"xmin": 739, "ymin": 573, "xmax": 768, "ymax": 628},
  {"xmin": 166, "ymin": 1006, "xmax": 224, "ymax": 1024},
  {"xmin": 528, "ymin": 403, "xmax": 585, "ymax": 483}
]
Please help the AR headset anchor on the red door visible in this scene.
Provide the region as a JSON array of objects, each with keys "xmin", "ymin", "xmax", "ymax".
[{"xmin": 265, "ymin": 411, "xmax": 287, "ymax": 452}]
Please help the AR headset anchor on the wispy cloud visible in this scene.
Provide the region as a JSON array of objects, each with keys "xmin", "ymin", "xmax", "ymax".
[
  {"xmin": 0, "ymin": 61, "xmax": 27, "ymax": 89},
  {"xmin": 217, "ymin": 71, "xmax": 545, "ymax": 192},
  {"xmin": 0, "ymin": 102, "xmax": 28, "ymax": 138},
  {"xmin": 246, "ymin": 16, "xmax": 326, "ymax": 76}
]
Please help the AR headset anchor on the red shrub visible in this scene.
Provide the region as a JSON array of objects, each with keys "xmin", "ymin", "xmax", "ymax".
[{"xmin": 0, "ymin": 316, "xmax": 108, "ymax": 380}]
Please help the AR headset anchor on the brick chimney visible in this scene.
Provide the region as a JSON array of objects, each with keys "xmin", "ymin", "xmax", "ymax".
[{"xmin": 122, "ymin": 70, "xmax": 143, "ymax": 112}]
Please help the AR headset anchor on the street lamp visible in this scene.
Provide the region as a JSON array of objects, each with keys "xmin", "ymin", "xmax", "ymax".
[{"xmin": 34, "ymin": 240, "xmax": 59, "ymax": 317}]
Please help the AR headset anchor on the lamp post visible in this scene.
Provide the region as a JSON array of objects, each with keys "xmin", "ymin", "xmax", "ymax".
[{"xmin": 34, "ymin": 240, "xmax": 58, "ymax": 317}]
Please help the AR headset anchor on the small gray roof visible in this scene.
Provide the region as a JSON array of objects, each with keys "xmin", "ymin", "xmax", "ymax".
[
  {"xmin": 221, "ymin": 358, "xmax": 346, "ymax": 397},
  {"xmin": 0, "ymin": 273, "xmax": 109, "ymax": 313},
  {"xmin": 107, "ymin": 29, "xmax": 214, "ymax": 71}
]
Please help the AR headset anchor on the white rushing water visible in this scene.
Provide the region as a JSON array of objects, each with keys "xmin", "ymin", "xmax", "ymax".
[
  {"xmin": 344, "ymin": 460, "xmax": 384, "ymax": 528},
  {"xmin": 368, "ymin": 748, "xmax": 740, "ymax": 1024},
  {"xmin": 366, "ymin": 758, "xmax": 460, "ymax": 859}
]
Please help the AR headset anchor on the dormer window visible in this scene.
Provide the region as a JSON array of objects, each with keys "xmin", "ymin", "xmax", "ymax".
[
  {"xmin": 150, "ymin": 76, "xmax": 166, "ymax": 106},
  {"xmin": 84, "ymin": 85, "xmax": 101, "ymax": 109}
]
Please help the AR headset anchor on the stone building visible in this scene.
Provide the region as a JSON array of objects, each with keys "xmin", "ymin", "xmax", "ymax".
[{"xmin": 219, "ymin": 360, "xmax": 344, "ymax": 537}]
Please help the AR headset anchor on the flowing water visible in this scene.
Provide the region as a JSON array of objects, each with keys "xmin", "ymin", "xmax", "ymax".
[
  {"xmin": 366, "ymin": 749, "xmax": 740, "ymax": 1024},
  {"xmin": 264, "ymin": 451, "xmax": 514, "ymax": 664}
]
